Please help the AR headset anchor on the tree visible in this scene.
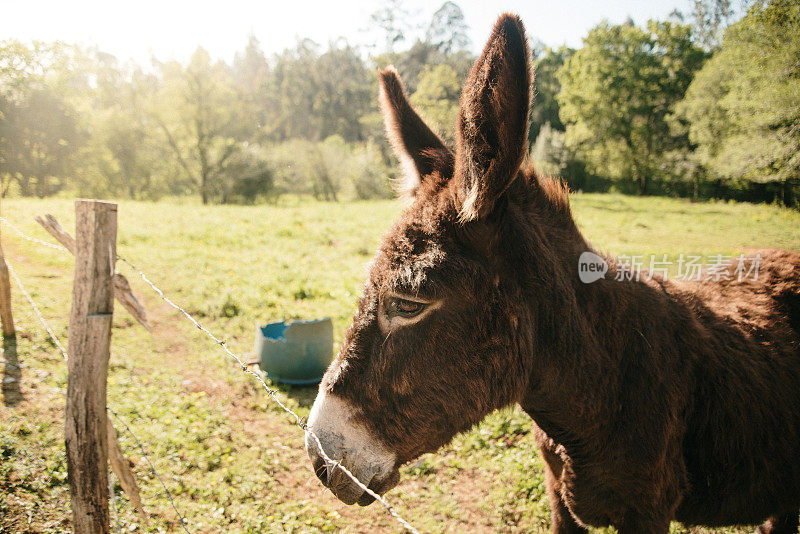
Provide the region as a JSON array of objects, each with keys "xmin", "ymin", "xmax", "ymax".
[
  {"xmin": 531, "ymin": 122, "xmax": 592, "ymax": 191},
  {"xmin": 530, "ymin": 46, "xmax": 572, "ymax": 142},
  {"xmin": 152, "ymin": 48, "xmax": 244, "ymax": 204},
  {"xmin": 369, "ymin": 0, "xmax": 413, "ymax": 53},
  {"xmin": 532, "ymin": 122, "xmax": 570, "ymax": 177},
  {"xmin": 220, "ymin": 143, "xmax": 274, "ymax": 204},
  {"xmin": 690, "ymin": 0, "xmax": 735, "ymax": 49},
  {"xmin": 0, "ymin": 86, "xmax": 80, "ymax": 196},
  {"xmin": 371, "ymin": 2, "xmax": 473, "ymax": 95},
  {"xmin": 678, "ymin": 0, "xmax": 800, "ymax": 206},
  {"xmin": 410, "ymin": 64, "xmax": 461, "ymax": 141},
  {"xmin": 263, "ymin": 40, "xmax": 372, "ymax": 143},
  {"xmin": 83, "ymin": 67, "xmax": 176, "ymax": 199},
  {"xmin": 557, "ymin": 20, "xmax": 706, "ymax": 194},
  {"xmin": 0, "ymin": 41, "xmax": 83, "ymax": 196},
  {"xmin": 233, "ymin": 34, "xmax": 271, "ymax": 142},
  {"xmin": 313, "ymin": 42, "xmax": 374, "ymax": 142},
  {"xmin": 350, "ymin": 141, "xmax": 393, "ymax": 199},
  {"xmin": 1, "ymin": 10, "xmax": 475, "ymax": 203},
  {"xmin": 425, "ymin": 2, "xmax": 471, "ymax": 55}
]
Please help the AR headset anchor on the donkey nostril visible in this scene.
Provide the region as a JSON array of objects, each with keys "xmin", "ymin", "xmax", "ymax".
[{"xmin": 312, "ymin": 456, "xmax": 329, "ymax": 486}]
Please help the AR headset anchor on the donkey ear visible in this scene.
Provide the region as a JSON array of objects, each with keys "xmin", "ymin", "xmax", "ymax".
[
  {"xmin": 378, "ymin": 66, "xmax": 451, "ymax": 197},
  {"xmin": 454, "ymin": 14, "xmax": 531, "ymax": 221}
]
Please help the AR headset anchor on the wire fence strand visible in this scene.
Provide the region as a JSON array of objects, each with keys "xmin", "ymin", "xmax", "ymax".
[
  {"xmin": 6, "ymin": 261, "xmax": 68, "ymax": 360},
  {"xmin": 0, "ymin": 217, "xmax": 70, "ymax": 253},
  {"xmin": 5, "ymin": 255, "xmax": 190, "ymax": 533},
  {"xmin": 108, "ymin": 407, "xmax": 191, "ymax": 534},
  {"xmin": 117, "ymin": 255, "xmax": 420, "ymax": 533},
  {"xmin": 1, "ymin": 217, "xmax": 420, "ymax": 533}
]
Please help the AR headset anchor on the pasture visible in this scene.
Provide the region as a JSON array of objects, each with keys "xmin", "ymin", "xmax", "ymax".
[{"xmin": 1, "ymin": 194, "xmax": 799, "ymax": 533}]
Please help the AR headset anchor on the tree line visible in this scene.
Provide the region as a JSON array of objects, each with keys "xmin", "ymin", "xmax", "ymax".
[
  {"xmin": 534, "ymin": 0, "xmax": 799, "ymax": 207},
  {"xmin": 0, "ymin": 0, "xmax": 797, "ymax": 207}
]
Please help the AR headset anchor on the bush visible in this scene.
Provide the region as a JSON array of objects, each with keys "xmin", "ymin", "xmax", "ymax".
[
  {"xmin": 221, "ymin": 144, "xmax": 275, "ymax": 204},
  {"xmin": 530, "ymin": 123, "xmax": 607, "ymax": 192},
  {"xmin": 267, "ymin": 138, "xmax": 393, "ymax": 201},
  {"xmin": 349, "ymin": 141, "xmax": 393, "ymax": 200}
]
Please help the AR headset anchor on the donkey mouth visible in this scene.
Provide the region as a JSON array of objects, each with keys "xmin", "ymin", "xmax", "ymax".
[
  {"xmin": 305, "ymin": 390, "xmax": 401, "ymax": 505},
  {"xmin": 310, "ymin": 452, "xmax": 400, "ymax": 506}
]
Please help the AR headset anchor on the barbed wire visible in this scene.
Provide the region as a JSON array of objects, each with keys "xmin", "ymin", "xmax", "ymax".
[
  {"xmin": 116, "ymin": 255, "xmax": 420, "ymax": 533},
  {"xmin": 6, "ymin": 261, "xmax": 68, "ymax": 360},
  {"xmin": 0, "ymin": 217, "xmax": 420, "ymax": 533},
  {"xmin": 108, "ymin": 406, "xmax": 191, "ymax": 534},
  {"xmin": 5, "ymin": 256, "xmax": 190, "ymax": 533},
  {"xmin": 0, "ymin": 217, "xmax": 70, "ymax": 253}
]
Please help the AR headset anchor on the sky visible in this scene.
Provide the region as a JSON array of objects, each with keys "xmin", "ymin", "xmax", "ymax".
[{"xmin": 1, "ymin": 0, "xmax": 697, "ymax": 65}]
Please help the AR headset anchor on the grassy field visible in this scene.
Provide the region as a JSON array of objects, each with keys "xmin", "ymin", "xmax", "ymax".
[{"xmin": 1, "ymin": 193, "xmax": 799, "ymax": 533}]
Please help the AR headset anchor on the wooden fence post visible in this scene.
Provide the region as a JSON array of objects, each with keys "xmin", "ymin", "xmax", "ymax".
[
  {"xmin": 0, "ymin": 189, "xmax": 16, "ymax": 339},
  {"xmin": 0, "ymin": 188, "xmax": 21, "ymax": 407},
  {"xmin": 35, "ymin": 214, "xmax": 151, "ymax": 331},
  {"xmin": 65, "ymin": 200, "xmax": 117, "ymax": 533}
]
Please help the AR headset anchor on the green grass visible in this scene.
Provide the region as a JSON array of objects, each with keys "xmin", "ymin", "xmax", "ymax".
[{"xmin": 1, "ymin": 194, "xmax": 798, "ymax": 533}]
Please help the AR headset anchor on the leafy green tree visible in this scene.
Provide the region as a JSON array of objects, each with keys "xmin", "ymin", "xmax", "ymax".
[
  {"xmin": 233, "ymin": 34, "xmax": 271, "ymax": 143},
  {"xmin": 349, "ymin": 140, "xmax": 393, "ymax": 199},
  {"xmin": 220, "ymin": 143, "xmax": 274, "ymax": 204},
  {"xmin": 558, "ymin": 20, "xmax": 706, "ymax": 194},
  {"xmin": 264, "ymin": 40, "xmax": 372, "ymax": 143},
  {"xmin": 372, "ymin": 1, "xmax": 473, "ymax": 94},
  {"xmin": 687, "ymin": 0, "xmax": 760, "ymax": 50},
  {"xmin": 530, "ymin": 46, "xmax": 573, "ymax": 142},
  {"xmin": 152, "ymin": 48, "xmax": 244, "ymax": 204},
  {"xmin": 0, "ymin": 6, "xmax": 477, "ymax": 203},
  {"xmin": 314, "ymin": 42, "xmax": 374, "ymax": 142},
  {"xmin": 263, "ymin": 39, "xmax": 320, "ymax": 141},
  {"xmin": 84, "ymin": 68, "xmax": 177, "ymax": 199},
  {"xmin": 678, "ymin": 0, "xmax": 800, "ymax": 206},
  {"xmin": 532, "ymin": 123, "xmax": 570, "ymax": 175},
  {"xmin": 0, "ymin": 41, "xmax": 83, "ymax": 196},
  {"xmin": 531, "ymin": 122, "xmax": 593, "ymax": 191},
  {"xmin": 410, "ymin": 64, "xmax": 461, "ymax": 141},
  {"xmin": 0, "ymin": 86, "xmax": 80, "ymax": 196}
]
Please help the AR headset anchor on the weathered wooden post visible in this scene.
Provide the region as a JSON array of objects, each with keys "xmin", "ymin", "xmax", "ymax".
[
  {"xmin": 35, "ymin": 213, "xmax": 150, "ymax": 331},
  {"xmin": 65, "ymin": 200, "xmax": 117, "ymax": 533},
  {"xmin": 0, "ymin": 189, "xmax": 16, "ymax": 339},
  {"xmin": 0, "ymin": 189, "xmax": 20, "ymax": 406}
]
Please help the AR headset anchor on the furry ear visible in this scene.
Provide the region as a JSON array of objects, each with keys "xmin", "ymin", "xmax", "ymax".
[
  {"xmin": 378, "ymin": 66, "xmax": 451, "ymax": 197},
  {"xmin": 454, "ymin": 14, "xmax": 531, "ymax": 221}
]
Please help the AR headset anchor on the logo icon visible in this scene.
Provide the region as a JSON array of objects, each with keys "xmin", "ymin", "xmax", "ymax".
[{"xmin": 578, "ymin": 251, "xmax": 608, "ymax": 283}]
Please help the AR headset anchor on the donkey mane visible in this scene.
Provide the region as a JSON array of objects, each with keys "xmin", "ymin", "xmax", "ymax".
[{"xmin": 529, "ymin": 168, "xmax": 573, "ymax": 215}]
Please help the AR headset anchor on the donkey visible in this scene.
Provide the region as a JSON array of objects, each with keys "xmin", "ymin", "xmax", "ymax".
[{"xmin": 305, "ymin": 14, "xmax": 800, "ymax": 533}]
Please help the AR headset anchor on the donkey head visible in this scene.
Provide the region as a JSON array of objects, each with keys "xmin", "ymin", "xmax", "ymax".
[{"xmin": 306, "ymin": 14, "xmax": 536, "ymax": 505}]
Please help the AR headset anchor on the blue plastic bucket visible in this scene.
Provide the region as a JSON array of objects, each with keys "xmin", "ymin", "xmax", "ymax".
[{"xmin": 254, "ymin": 318, "xmax": 333, "ymax": 385}]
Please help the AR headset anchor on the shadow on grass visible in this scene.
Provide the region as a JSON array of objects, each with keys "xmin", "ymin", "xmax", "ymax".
[
  {"xmin": 279, "ymin": 383, "xmax": 318, "ymax": 409},
  {"xmin": 2, "ymin": 334, "xmax": 23, "ymax": 407}
]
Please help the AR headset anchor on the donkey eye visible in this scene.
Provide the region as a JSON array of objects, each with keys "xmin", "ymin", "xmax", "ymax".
[{"xmin": 386, "ymin": 297, "xmax": 426, "ymax": 318}]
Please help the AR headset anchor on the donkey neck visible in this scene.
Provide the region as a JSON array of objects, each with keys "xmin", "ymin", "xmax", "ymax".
[{"xmin": 509, "ymin": 192, "xmax": 669, "ymax": 446}]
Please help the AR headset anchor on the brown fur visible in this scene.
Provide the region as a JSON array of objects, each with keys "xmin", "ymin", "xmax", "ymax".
[{"xmin": 314, "ymin": 14, "xmax": 800, "ymax": 533}]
